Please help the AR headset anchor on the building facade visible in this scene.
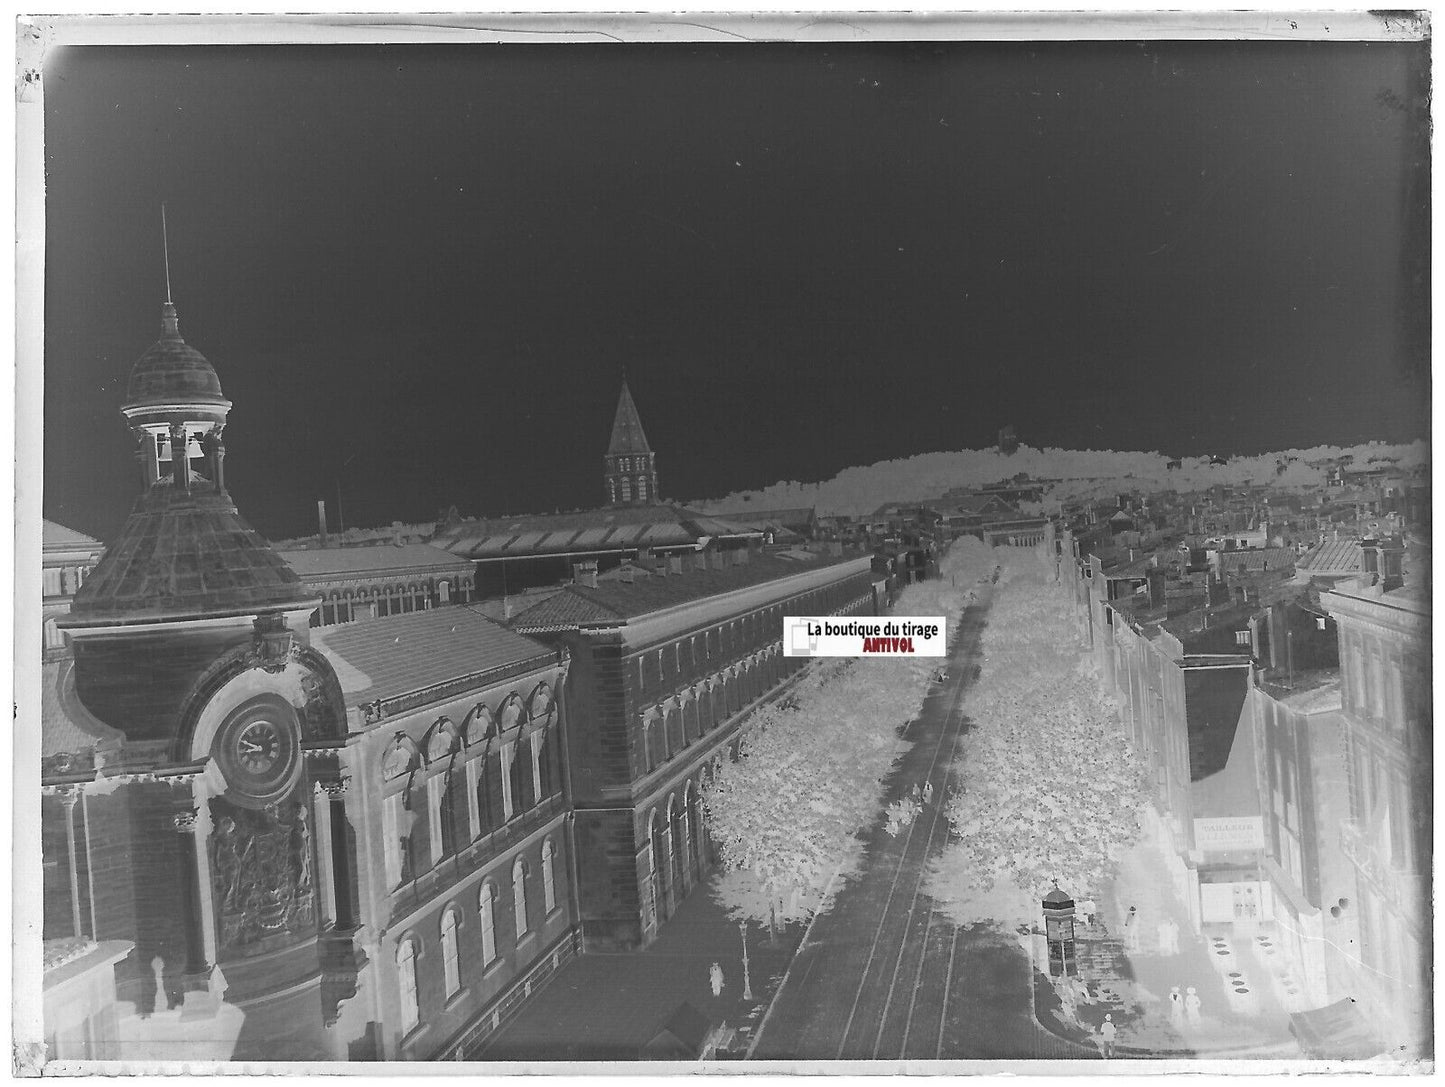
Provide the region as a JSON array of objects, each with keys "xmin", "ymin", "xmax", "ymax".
[
  {"xmin": 278, "ymin": 542, "xmax": 477, "ymax": 627},
  {"xmin": 308, "ymin": 607, "xmax": 573, "ymax": 1060},
  {"xmin": 42, "ymin": 519, "xmax": 105, "ymax": 661},
  {"xmin": 1320, "ymin": 551, "xmax": 1431, "ymax": 1053},
  {"xmin": 513, "ymin": 546, "xmax": 878, "ymax": 950}
]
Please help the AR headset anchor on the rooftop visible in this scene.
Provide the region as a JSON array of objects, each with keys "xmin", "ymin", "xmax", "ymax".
[
  {"xmin": 433, "ymin": 503, "xmax": 761, "ymax": 561},
  {"xmin": 42, "ymin": 519, "xmax": 104, "ymax": 553},
  {"xmin": 64, "ymin": 488, "xmax": 317, "ymax": 626},
  {"xmin": 310, "ymin": 604, "xmax": 554, "ymax": 705},
  {"xmin": 279, "ymin": 542, "xmax": 473, "ymax": 581},
  {"xmin": 1218, "ymin": 547, "xmax": 1298, "ymax": 574},
  {"xmin": 1296, "ymin": 539, "xmax": 1362, "ymax": 575},
  {"xmin": 510, "ymin": 549, "xmax": 862, "ymax": 632}
]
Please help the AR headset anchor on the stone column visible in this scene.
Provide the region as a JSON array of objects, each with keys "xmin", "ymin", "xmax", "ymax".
[
  {"xmin": 313, "ymin": 779, "xmax": 338, "ymax": 928},
  {"xmin": 321, "ymin": 775, "xmax": 358, "ymax": 930},
  {"xmin": 176, "ymin": 781, "xmax": 218, "ymax": 973},
  {"xmin": 61, "ymin": 789, "xmax": 83, "ymax": 939},
  {"xmin": 169, "ymin": 422, "xmax": 190, "ymax": 492}
]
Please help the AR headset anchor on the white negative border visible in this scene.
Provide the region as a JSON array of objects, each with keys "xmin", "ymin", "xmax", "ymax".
[{"xmin": 9, "ymin": 7, "xmax": 1433, "ymax": 1085}]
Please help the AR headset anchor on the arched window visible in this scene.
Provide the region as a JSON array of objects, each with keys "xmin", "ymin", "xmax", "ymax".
[
  {"xmin": 638, "ymin": 476, "xmax": 649, "ymax": 501},
  {"xmin": 512, "ymin": 857, "xmax": 529, "ymax": 940},
  {"xmin": 440, "ymin": 909, "xmax": 461, "ymax": 998},
  {"xmin": 479, "ymin": 881, "xmax": 498, "ymax": 966},
  {"xmin": 541, "ymin": 839, "xmax": 558, "ymax": 914},
  {"xmin": 509, "ymin": 736, "xmax": 535, "ymax": 814},
  {"xmin": 620, "ymin": 478, "xmax": 633, "ymax": 503},
  {"xmin": 396, "ymin": 937, "xmax": 420, "ymax": 1035}
]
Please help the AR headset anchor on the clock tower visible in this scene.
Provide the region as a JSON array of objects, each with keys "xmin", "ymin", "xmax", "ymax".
[
  {"xmin": 56, "ymin": 299, "xmax": 367, "ymax": 1059},
  {"xmin": 603, "ymin": 378, "xmax": 660, "ymax": 506}
]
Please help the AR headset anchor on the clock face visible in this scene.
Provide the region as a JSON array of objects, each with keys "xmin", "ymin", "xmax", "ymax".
[
  {"xmin": 235, "ymin": 719, "xmax": 283, "ymax": 775},
  {"xmin": 213, "ymin": 694, "xmax": 301, "ymax": 808}
]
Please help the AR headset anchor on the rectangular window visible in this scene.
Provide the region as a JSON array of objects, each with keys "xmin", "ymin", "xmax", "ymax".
[
  {"xmin": 481, "ymin": 888, "xmax": 497, "ymax": 965},
  {"xmin": 500, "ymin": 743, "xmax": 515, "ymax": 820},
  {"xmin": 1235, "ymin": 629, "xmax": 1251, "ymax": 647},
  {"xmin": 42, "ymin": 568, "xmax": 62, "ymax": 597},
  {"xmin": 465, "ymin": 759, "xmax": 481, "ymax": 840},
  {"xmin": 530, "ymin": 730, "xmax": 545, "ymax": 803},
  {"xmin": 382, "ymin": 794, "xmax": 403, "ymax": 889},
  {"xmin": 427, "ymin": 775, "xmax": 445, "ymax": 866}
]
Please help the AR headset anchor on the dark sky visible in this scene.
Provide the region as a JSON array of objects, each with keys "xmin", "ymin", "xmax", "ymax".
[{"xmin": 42, "ymin": 39, "xmax": 1430, "ymax": 541}]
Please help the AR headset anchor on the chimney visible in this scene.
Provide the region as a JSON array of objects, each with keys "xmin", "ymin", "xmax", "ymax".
[
  {"xmin": 1365, "ymin": 536, "xmax": 1405, "ymax": 591},
  {"xmin": 655, "ymin": 556, "xmax": 669, "ymax": 577},
  {"xmin": 572, "ymin": 560, "xmax": 598, "ymax": 588},
  {"xmin": 669, "ymin": 554, "xmax": 683, "ymax": 575},
  {"xmin": 619, "ymin": 564, "xmax": 635, "ymax": 585},
  {"xmin": 317, "ymin": 499, "xmax": 329, "ymax": 548}
]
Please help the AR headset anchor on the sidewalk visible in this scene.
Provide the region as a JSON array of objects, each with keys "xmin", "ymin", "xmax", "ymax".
[
  {"xmin": 1031, "ymin": 834, "xmax": 1302, "ymax": 1060},
  {"xmin": 478, "ymin": 877, "xmax": 801, "ymax": 1061}
]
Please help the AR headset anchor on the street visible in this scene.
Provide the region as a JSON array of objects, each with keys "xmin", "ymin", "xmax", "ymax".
[{"xmin": 750, "ymin": 585, "xmax": 1091, "ymax": 1061}]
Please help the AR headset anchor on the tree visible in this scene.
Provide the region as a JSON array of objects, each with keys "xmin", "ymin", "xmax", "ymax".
[
  {"xmin": 931, "ymin": 545, "xmax": 1150, "ymax": 925},
  {"xmin": 703, "ymin": 538, "xmax": 996, "ymax": 929}
]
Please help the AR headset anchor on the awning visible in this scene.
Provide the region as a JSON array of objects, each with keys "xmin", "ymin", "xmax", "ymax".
[{"xmin": 1289, "ymin": 998, "xmax": 1385, "ymax": 1060}]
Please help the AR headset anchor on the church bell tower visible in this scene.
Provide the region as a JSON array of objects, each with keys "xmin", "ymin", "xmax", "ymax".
[{"xmin": 603, "ymin": 379, "xmax": 660, "ymax": 507}]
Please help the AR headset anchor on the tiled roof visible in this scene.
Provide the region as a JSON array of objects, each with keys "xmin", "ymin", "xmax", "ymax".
[
  {"xmin": 279, "ymin": 543, "xmax": 473, "ymax": 580},
  {"xmin": 42, "ymin": 520, "xmax": 104, "ymax": 552},
  {"xmin": 1296, "ymin": 539, "xmax": 1362, "ymax": 575},
  {"xmin": 64, "ymin": 487, "xmax": 317, "ymax": 626},
  {"xmin": 469, "ymin": 587, "xmax": 566, "ymax": 623},
  {"xmin": 511, "ymin": 550, "xmax": 862, "ymax": 632},
  {"xmin": 310, "ymin": 605, "xmax": 554, "ymax": 704},
  {"xmin": 1103, "ymin": 554, "xmax": 1158, "ymax": 579},
  {"xmin": 1218, "ymin": 547, "xmax": 1297, "ymax": 574},
  {"xmin": 433, "ymin": 504, "xmax": 760, "ymax": 560},
  {"xmin": 510, "ymin": 590, "xmax": 622, "ymax": 633}
]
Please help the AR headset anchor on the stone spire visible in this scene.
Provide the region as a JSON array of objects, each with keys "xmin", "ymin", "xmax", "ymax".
[{"xmin": 603, "ymin": 379, "xmax": 660, "ymax": 506}]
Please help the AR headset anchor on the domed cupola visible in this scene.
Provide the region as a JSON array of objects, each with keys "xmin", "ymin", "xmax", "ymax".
[
  {"xmin": 63, "ymin": 299, "xmax": 317, "ymax": 631},
  {"xmin": 120, "ymin": 302, "xmax": 232, "ymax": 485},
  {"xmin": 125, "ymin": 301, "xmax": 230, "ymax": 409}
]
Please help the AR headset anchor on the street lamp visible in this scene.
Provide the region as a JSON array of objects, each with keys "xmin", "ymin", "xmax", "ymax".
[
  {"xmin": 1043, "ymin": 885, "xmax": 1077, "ymax": 978},
  {"xmin": 739, "ymin": 920, "xmax": 754, "ymax": 1001}
]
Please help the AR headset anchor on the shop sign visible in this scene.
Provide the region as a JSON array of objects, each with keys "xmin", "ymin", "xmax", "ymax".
[{"xmin": 1194, "ymin": 815, "xmax": 1264, "ymax": 852}]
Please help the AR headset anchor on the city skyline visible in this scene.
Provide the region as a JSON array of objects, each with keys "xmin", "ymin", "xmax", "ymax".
[{"xmin": 39, "ymin": 35, "xmax": 1429, "ymax": 542}]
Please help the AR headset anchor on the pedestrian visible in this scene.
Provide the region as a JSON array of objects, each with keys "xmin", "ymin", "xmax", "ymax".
[
  {"xmin": 909, "ymin": 782, "xmax": 922, "ymax": 803},
  {"xmin": 1100, "ymin": 1013, "xmax": 1117, "ymax": 1058},
  {"xmin": 1184, "ymin": 986, "xmax": 1201, "ymax": 1027},
  {"xmin": 709, "ymin": 961, "xmax": 725, "ymax": 998},
  {"xmin": 922, "ymin": 781, "xmax": 935, "ymax": 805},
  {"xmin": 1080, "ymin": 898, "xmax": 1097, "ymax": 926},
  {"xmin": 1168, "ymin": 986, "xmax": 1185, "ymax": 1030},
  {"xmin": 1124, "ymin": 906, "xmax": 1141, "ymax": 953}
]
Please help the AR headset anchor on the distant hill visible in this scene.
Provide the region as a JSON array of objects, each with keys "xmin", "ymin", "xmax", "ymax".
[{"xmin": 689, "ymin": 441, "xmax": 1428, "ymax": 518}]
